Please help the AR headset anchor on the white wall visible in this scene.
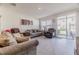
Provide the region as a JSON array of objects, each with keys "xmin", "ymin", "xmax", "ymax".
[{"xmin": 0, "ymin": 6, "xmax": 39, "ymax": 32}]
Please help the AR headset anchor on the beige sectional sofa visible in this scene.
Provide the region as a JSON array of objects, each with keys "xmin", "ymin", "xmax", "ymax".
[
  {"xmin": 0, "ymin": 31, "xmax": 39, "ymax": 55},
  {"xmin": 0, "ymin": 39, "xmax": 39, "ymax": 55}
]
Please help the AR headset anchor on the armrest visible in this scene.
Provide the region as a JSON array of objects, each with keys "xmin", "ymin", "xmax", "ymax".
[{"xmin": 0, "ymin": 40, "xmax": 39, "ymax": 55}]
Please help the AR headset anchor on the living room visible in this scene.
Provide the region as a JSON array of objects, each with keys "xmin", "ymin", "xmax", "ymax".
[{"xmin": 0, "ymin": 3, "xmax": 79, "ymax": 55}]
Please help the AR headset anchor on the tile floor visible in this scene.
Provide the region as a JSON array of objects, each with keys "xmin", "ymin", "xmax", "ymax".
[{"xmin": 32, "ymin": 36, "xmax": 75, "ymax": 55}]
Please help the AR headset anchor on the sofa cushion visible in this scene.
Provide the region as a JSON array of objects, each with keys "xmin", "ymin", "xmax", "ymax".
[{"xmin": 11, "ymin": 28, "xmax": 20, "ymax": 33}]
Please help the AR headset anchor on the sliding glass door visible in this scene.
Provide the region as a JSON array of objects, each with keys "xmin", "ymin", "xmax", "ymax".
[
  {"xmin": 57, "ymin": 14, "xmax": 76, "ymax": 38},
  {"xmin": 67, "ymin": 15, "xmax": 76, "ymax": 38},
  {"xmin": 57, "ymin": 16, "xmax": 67, "ymax": 37}
]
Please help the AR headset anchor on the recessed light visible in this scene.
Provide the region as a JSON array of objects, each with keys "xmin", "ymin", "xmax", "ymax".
[{"xmin": 38, "ymin": 8, "xmax": 41, "ymax": 10}]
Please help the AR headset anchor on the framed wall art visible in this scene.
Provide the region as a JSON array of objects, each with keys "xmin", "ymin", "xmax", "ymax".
[{"xmin": 21, "ymin": 19, "xmax": 33, "ymax": 25}]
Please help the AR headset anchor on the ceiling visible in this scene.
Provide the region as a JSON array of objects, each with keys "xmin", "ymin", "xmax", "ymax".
[{"xmin": 0, "ymin": 3, "xmax": 79, "ymax": 18}]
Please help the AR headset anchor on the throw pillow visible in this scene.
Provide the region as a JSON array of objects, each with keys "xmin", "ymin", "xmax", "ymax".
[
  {"xmin": 16, "ymin": 37, "xmax": 29, "ymax": 43},
  {"xmin": 13, "ymin": 33, "xmax": 29, "ymax": 43},
  {"xmin": 13, "ymin": 33, "xmax": 21, "ymax": 37},
  {"xmin": 4, "ymin": 32, "xmax": 17, "ymax": 45},
  {"xmin": 1, "ymin": 32, "xmax": 17, "ymax": 45},
  {"xmin": 0, "ymin": 34, "xmax": 9, "ymax": 47}
]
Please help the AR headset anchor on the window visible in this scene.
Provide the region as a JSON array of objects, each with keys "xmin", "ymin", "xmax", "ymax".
[{"xmin": 40, "ymin": 20, "xmax": 52, "ymax": 30}]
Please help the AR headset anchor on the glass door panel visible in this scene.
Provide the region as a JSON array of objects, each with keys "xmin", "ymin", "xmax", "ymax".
[
  {"xmin": 57, "ymin": 17, "xmax": 67, "ymax": 37},
  {"xmin": 67, "ymin": 16, "xmax": 76, "ymax": 38},
  {"xmin": 57, "ymin": 14, "xmax": 76, "ymax": 39},
  {"xmin": 41, "ymin": 21, "xmax": 47, "ymax": 30}
]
